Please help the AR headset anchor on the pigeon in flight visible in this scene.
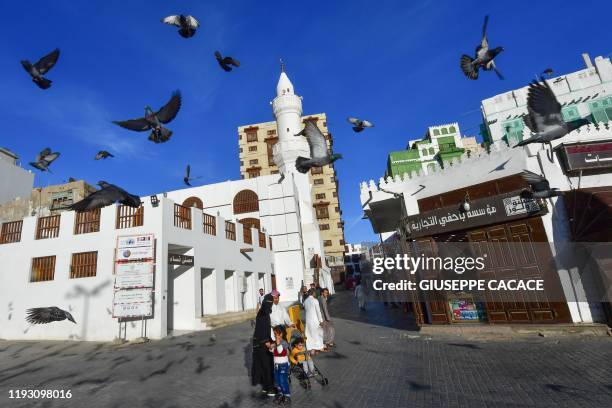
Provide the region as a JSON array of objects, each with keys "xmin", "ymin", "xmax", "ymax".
[
  {"xmin": 68, "ymin": 181, "xmax": 141, "ymax": 211},
  {"xmin": 30, "ymin": 148, "xmax": 60, "ymax": 172},
  {"xmin": 26, "ymin": 307, "xmax": 76, "ymax": 324},
  {"xmin": 183, "ymin": 164, "xmax": 201, "ymax": 186},
  {"xmin": 347, "ymin": 117, "xmax": 374, "ymax": 133},
  {"xmin": 95, "ymin": 150, "xmax": 114, "ymax": 160},
  {"xmin": 113, "ymin": 91, "xmax": 182, "ymax": 144},
  {"xmin": 21, "ymin": 48, "xmax": 60, "ymax": 89},
  {"xmin": 294, "ymin": 122, "xmax": 342, "ymax": 173},
  {"xmin": 460, "ymin": 15, "xmax": 504, "ymax": 80},
  {"xmin": 162, "ymin": 15, "xmax": 200, "ymax": 38},
  {"xmin": 215, "ymin": 51, "xmax": 240, "ymax": 72},
  {"xmin": 515, "ymin": 78, "xmax": 589, "ymax": 148},
  {"xmin": 520, "ymin": 170, "xmax": 561, "ymax": 199}
]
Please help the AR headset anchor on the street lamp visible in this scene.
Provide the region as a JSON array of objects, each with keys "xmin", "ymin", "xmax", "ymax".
[{"xmin": 150, "ymin": 195, "xmax": 159, "ymax": 207}]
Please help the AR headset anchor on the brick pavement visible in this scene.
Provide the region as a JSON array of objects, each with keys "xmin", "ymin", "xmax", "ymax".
[{"xmin": 0, "ymin": 290, "xmax": 611, "ymax": 408}]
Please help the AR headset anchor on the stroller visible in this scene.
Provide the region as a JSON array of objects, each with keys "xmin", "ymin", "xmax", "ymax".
[{"xmin": 287, "ymin": 328, "xmax": 329, "ymax": 389}]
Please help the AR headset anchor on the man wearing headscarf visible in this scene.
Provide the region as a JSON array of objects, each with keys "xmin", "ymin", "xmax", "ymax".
[{"xmin": 251, "ymin": 293, "xmax": 275, "ymax": 396}]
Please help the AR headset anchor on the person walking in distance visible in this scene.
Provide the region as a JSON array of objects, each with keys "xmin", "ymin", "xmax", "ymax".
[
  {"xmin": 256, "ymin": 288, "xmax": 265, "ymax": 311},
  {"xmin": 355, "ymin": 278, "xmax": 366, "ymax": 311},
  {"xmin": 319, "ymin": 288, "xmax": 335, "ymax": 348}
]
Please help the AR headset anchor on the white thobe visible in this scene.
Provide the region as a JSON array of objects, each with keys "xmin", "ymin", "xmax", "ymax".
[
  {"xmin": 304, "ymin": 296, "xmax": 324, "ymax": 351},
  {"xmin": 270, "ymin": 303, "xmax": 292, "ymax": 327}
]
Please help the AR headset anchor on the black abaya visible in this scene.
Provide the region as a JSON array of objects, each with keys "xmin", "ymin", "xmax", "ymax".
[{"xmin": 251, "ymin": 294, "xmax": 274, "ymax": 391}]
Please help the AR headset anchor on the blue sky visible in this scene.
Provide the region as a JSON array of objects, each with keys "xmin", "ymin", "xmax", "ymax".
[{"xmin": 1, "ymin": 0, "xmax": 610, "ymax": 243}]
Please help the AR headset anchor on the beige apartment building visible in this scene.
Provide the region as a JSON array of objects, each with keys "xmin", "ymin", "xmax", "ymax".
[
  {"xmin": 238, "ymin": 113, "xmax": 347, "ymax": 281},
  {"xmin": 0, "ymin": 180, "xmax": 97, "ymax": 222}
]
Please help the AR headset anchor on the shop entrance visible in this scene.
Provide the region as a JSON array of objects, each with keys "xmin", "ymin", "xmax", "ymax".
[{"xmin": 412, "ymin": 217, "xmax": 571, "ymax": 324}]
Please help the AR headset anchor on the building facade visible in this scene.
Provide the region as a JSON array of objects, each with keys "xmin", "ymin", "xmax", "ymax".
[
  {"xmin": 362, "ymin": 120, "xmax": 612, "ymax": 325},
  {"xmin": 238, "ymin": 113, "xmax": 346, "ymax": 280},
  {"xmin": 481, "ymin": 53, "xmax": 612, "ymax": 146},
  {"xmin": 0, "ymin": 147, "xmax": 34, "ymax": 207},
  {"xmin": 0, "ymin": 68, "xmax": 341, "ymax": 342},
  {"xmin": 0, "ymin": 196, "xmax": 274, "ymax": 341},
  {"xmin": 386, "ymin": 123, "xmax": 481, "ymax": 177},
  {"xmin": 0, "ymin": 180, "xmax": 97, "ymax": 223}
]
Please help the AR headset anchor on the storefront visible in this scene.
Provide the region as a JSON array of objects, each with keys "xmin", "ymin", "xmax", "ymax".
[{"xmin": 396, "ymin": 174, "xmax": 573, "ymax": 325}]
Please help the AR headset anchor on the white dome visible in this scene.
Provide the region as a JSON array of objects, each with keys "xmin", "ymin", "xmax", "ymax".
[{"xmin": 276, "ymin": 71, "xmax": 294, "ymax": 96}]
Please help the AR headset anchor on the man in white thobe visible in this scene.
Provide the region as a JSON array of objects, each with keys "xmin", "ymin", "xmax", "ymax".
[
  {"xmin": 269, "ymin": 290, "xmax": 294, "ymax": 337},
  {"xmin": 304, "ymin": 289, "xmax": 324, "ymax": 352}
]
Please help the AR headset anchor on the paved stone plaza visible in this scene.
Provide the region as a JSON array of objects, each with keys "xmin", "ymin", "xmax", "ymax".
[{"xmin": 1, "ymin": 291, "xmax": 611, "ymax": 408}]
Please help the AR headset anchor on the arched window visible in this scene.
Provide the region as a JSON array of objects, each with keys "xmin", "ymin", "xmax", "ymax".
[
  {"xmin": 441, "ymin": 128, "xmax": 448, "ymax": 135},
  {"xmin": 449, "ymin": 126, "xmax": 456, "ymax": 133},
  {"xmin": 239, "ymin": 217, "xmax": 260, "ymax": 231},
  {"xmin": 182, "ymin": 197, "xmax": 203, "ymax": 209},
  {"xmin": 433, "ymin": 129, "xmax": 440, "ymax": 136},
  {"xmin": 233, "ymin": 190, "xmax": 259, "ymax": 214},
  {"xmin": 428, "ymin": 147, "xmax": 435, "ymax": 155},
  {"xmin": 421, "ymin": 149, "xmax": 427, "ymax": 156}
]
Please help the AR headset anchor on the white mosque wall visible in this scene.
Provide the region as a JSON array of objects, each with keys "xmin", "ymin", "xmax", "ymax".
[
  {"xmin": 163, "ymin": 174, "xmax": 312, "ymax": 301},
  {"xmin": 0, "ymin": 197, "xmax": 274, "ymax": 342}
]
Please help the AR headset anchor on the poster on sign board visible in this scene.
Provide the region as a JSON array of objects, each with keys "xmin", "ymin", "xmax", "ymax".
[
  {"xmin": 115, "ymin": 262, "xmax": 154, "ymax": 289},
  {"xmin": 112, "ymin": 302, "xmax": 152, "ymax": 318},
  {"xmin": 116, "ymin": 246, "xmax": 154, "ymax": 261},
  {"xmin": 112, "ymin": 288, "xmax": 153, "ymax": 318},
  {"xmin": 117, "ymin": 234, "xmax": 154, "ymax": 249}
]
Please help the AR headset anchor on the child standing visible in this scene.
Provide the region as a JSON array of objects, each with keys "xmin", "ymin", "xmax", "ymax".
[
  {"xmin": 271, "ymin": 325, "xmax": 291, "ymax": 404},
  {"xmin": 290, "ymin": 337, "xmax": 315, "ymax": 378}
]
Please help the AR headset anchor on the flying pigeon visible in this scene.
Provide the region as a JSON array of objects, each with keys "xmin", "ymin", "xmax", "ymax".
[
  {"xmin": 68, "ymin": 181, "xmax": 141, "ymax": 211},
  {"xmin": 520, "ymin": 170, "xmax": 561, "ymax": 199},
  {"xmin": 347, "ymin": 117, "xmax": 374, "ymax": 133},
  {"xmin": 215, "ymin": 51, "xmax": 240, "ymax": 72},
  {"xmin": 21, "ymin": 48, "xmax": 60, "ymax": 89},
  {"xmin": 95, "ymin": 150, "xmax": 114, "ymax": 160},
  {"xmin": 294, "ymin": 121, "xmax": 342, "ymax": 173},
  {"xmin": 162, "ymin": 15, "xmax": 200, "ymax": 38},
  {"xmin": 460, "ymin": 15, "xmax": 504, "ymax": 80},
  {"xmin": 515, "ymin": 78, "xmax": 589, "ymax": 148},
  {"xmin": 29, "ymin": 148, "xmax": 60, "ymax": 172},
  {"xmin": 26, "ymin": 307, "xmax": 76, "ymax": 324},
  {"xmin": 113, "ymin": 90, "xmax": 182, "ymax": 144},
  {"xmin": 183, "ymin": 164, "xmax": 201, "ymax": 186},
  {"xmin": 542, "ymin": 68, "xmax": 554, "ymax": 76}
]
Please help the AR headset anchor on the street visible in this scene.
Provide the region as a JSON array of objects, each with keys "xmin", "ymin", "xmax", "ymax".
[{"xmin": 1, "ymin": 290, "xmax": 611, "ymax": 408}]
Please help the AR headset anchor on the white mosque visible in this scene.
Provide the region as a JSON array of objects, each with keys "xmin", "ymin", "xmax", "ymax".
[{"xmin": 0, "ymin": 68, "xmax": 334, "ymax": 342}]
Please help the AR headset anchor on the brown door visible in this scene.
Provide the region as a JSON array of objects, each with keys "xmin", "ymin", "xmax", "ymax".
[
  {"xmin": 271, "ymin": 274, "xmax": 277, "ymax": 291},
  {"xmin": 469, "ymin": 217, "xmax": 571, "ymax": 323},
  {"xmin": 414, "ymin": 238, "xmax": 450, "ymax": 324}
]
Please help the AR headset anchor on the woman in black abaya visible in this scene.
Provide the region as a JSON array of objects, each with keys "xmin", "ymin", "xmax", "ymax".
[{"xmin": 251, "ymin": 293, "xmax": 275, "ymax": 396}]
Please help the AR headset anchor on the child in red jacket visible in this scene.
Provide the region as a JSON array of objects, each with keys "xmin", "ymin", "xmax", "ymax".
[{"xmin": 270, "ymin": 325, "xmax": 291, "ymax": 404}]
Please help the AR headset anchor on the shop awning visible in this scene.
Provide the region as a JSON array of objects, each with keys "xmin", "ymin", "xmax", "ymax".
[{"xmin": 364, "ymin": 196, "xmax": 404, "ymax": 234}]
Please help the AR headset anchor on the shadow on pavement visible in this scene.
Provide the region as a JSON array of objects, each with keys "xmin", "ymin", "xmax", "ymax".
[{"xmin": 328, "ymin": 288, "xmax": 420, "ymax": 332}]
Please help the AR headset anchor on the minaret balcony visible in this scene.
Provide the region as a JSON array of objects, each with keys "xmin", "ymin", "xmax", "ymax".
[{"xmin": 272, "ymin": 94, "xmax": 302, "ymax": 116}]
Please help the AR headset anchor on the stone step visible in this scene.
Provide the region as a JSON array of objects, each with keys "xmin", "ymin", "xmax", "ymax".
[
  {"xmin": 201, "ymin": 309, "xmax": 256, "ymax": 329},
  {"xmin": 418, "ymin": 323, "xmax": 611, "ymax": 338}
]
